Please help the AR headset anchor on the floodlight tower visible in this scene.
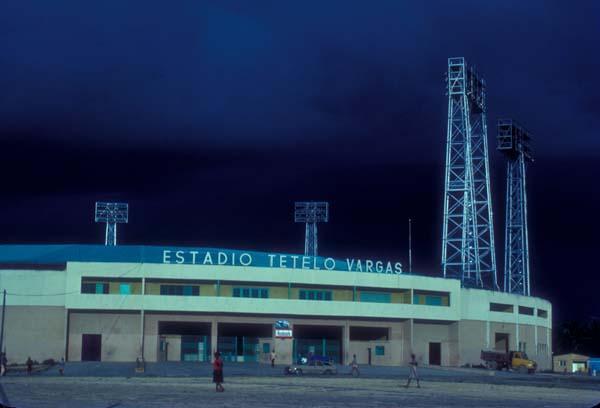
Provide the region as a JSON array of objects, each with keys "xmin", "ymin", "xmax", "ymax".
[
  {"xmin": 294, "ymin": 202, "xmax": 328, "ymax": 257},
  {"xmin": 94, "ymin": 202, "xmax": 129, "ymax": 246},
  {"xmin": 441, "ymin": 57, "xmax": 498, "ymax": 289},
  {"xmin": 497, "ymin": 119, "xmax": 533, "ymax": 296}
]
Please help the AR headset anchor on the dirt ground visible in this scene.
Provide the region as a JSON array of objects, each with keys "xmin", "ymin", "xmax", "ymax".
[{"xmin": 0, "ymin": 376, "xmax": 599, "ymax": 408}]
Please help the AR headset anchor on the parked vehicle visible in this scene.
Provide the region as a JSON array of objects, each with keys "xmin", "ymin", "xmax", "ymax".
[
  {"xmin": 284, "ymin": 360, "xmax": 337, "ymax": 376},
  {"xmin": 480, "ymin": 350, "xmax": 537, "ymax": 373}
]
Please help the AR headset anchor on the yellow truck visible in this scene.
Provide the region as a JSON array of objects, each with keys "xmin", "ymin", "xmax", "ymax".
[{"xmin": 480, "ymin": 350, "xmax": 537, "ymax": 373}]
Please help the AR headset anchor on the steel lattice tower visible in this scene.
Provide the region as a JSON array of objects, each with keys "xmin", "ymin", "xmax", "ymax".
[
  {"xmin": 442, "ymin": 57, "xmax": 498, "ymax": 289},
  {"xmin": 95, "ymin": 202, "xmax": 129, "ymax": 246},
  {"xmin": 294, "ymin": 202, "xmax": 328, "ymax": 257},
  {"xmin": 497, "ymin": 119, "xmax": 533, "ymax": 296}
]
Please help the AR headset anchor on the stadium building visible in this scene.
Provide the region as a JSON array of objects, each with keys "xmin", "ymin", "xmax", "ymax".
[{"xmin": 0, "ymin": 245, "xmax": 552, "ymax": 369}]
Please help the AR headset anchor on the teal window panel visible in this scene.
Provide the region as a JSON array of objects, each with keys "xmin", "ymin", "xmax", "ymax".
[
  {"xmin": 95, "ymin": 283, "xmax": 107, "ymax": 294},
  {"xmin": 119, "ymin": 284, "xmax": 131, "ymax": 295},
  {"xmin": 263, "ymin": 343, "xmax": 270, "ymax": 353},
  {"xmin": 243, "ymin": 288, "xmax": 250, "ymax": 297},
  {"xmin": 360, "ymin": 292, "xmax": 391, "ymax": 303},
  {"xmin": 299, "ymin": 290, "xmax": 306, "ymax": 300},
  {"xmin": 375, "ymin": 346, "xmax": 385, "ymax": 356},
  {"xmin": 324, "ymin": 291, "xmax": 332, "ymax": 301},
  {"xmin": 183, "ymin": 286, "xmax": 193, "ymax": 296},
  {"xmin": 260, "ymin": 288, "xmax": 268, "ymax": 298},
  {"xmin": 413, "ymin": 294, "xmax": 420, "ymax": 304},
  {"xmin": 233, "ymin": 288, "xmax": 241, "ymax": 297},
  {"xmin": 251, "ymin": 288, "xmax": 259, "ymax": 298},
  {"xmin": 425, "ymin": 296, "xmax": 442, "ymax": 306}
]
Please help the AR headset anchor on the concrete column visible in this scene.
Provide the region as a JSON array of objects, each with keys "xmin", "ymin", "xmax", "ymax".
[
  {"xmin": 211, "ymin": 318, "xmax": 218, "ymax": 357},
  {"xmin": 140, "ymin": 277, "xmax": 146, "ymax": 360},
  {"xmin": 64, "ymin": 309, "xmax": 70, "ymax": 361},
  {"xmin": 534, "ymin": 324, "xmax": 538, "ymax": 355},
  {"xmin": 515, "ymin": 310, "xmax": 520, "ymax": 351},
  {"xmin": 485, "ymin": 320, "xmax": 490, "ymax": 349},
  {"xmin": 343, "ymin": 321, "xmax": 350, "ymax": 365}
]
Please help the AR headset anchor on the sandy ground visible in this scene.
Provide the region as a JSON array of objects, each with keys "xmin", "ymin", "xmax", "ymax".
[{"xmin": 0, "ymin": 376, "xmax": 599, "ymax": 408}]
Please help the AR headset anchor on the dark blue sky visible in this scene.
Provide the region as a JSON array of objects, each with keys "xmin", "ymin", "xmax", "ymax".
[{"xmin": 0, "ymin": 1, "xmax": 599, "ymax": 322}]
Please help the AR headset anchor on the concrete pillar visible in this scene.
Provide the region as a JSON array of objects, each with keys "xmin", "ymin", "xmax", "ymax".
[
  {"xmin": 140, "ymin": 277, "xmax": 145, "ymax": 360},
  {"xmin": 64, "ymin": 309, "xmax": 70, "ymax": 361},
  {"xmin": 343, "ymin": 321, "xmax": 350, "ymax": 365},
  {"xmin": 211, "ymin": 318, "xmax": 218, "ymax": 357}
]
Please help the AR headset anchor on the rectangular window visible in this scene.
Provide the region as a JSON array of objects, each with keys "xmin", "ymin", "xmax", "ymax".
[
  {"xmin": 490, "ymin": 302, "xmax": 514, "ymax": 313},
  {"xmin": 519, "ymin": 306, "xmax": 534, "ymax": 316},
  {"xmin": 96, "ymin": 283, "xmax": 108, "ymax": 294},
  {"xmin": 537, "ymin": 309, "xmax": 548, "ymax": 318},
  {"xmin": 360, "ymin": 292, "xmax": 391, "ymax": 303},
  {"xmin": 263, "ymin": 343, "xmax": 270, "ymax": 353},
  {"xmin": 81, "ymin": 282, "xmax": 96, "ymax": 294},
  {"xmin": 413, "ymin": 290, "xmax": 450, "ymax": 306},
  {"xmin": 298, "ymin": 290, "xmax": 332, "ymax": 301},
  {"xmin": 233, "ymin": 287, "xmax": 269, "ymax": 299},
  {"xmin": 119, "ymin": 284, "xmax": 131, "ymax": 295},
  {"xmin": 160, "ymin": 285, "xmax": 198, "ymax": 296},
  {"xmin": 375, "ymin": 346, "xmax": 385, "ymax": 356}
]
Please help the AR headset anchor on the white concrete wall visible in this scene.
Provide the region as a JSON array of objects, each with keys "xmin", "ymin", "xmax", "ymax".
[{"xmin": 68, "ymin": 312, "xmax": 141, "ymax": 362}]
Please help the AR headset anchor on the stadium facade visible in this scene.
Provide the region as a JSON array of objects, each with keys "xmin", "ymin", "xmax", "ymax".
[{"xmin": 0, "ymin": 245, "xmax": 552, "ymax": 369}]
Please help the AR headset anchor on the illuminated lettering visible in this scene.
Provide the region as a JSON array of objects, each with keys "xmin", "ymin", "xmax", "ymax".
[
  {"xmin": 190, "ymin": 251, "xmax": 199, "ymax": 264},
  {"xmin": 385, "ymin": 261, "xmax": 393, "ymax": 274},
  {"xmin": 175, "ymin": 250, "xmax": 185, "ymax": 264},
  {"xmin": 312, "ymin": 257, "xmax": 320, "ymax": 270},
  {"xmin": 240, "ymin": 253, "xmax": 252, "ymax": 266},
  {"xmin": 268, "ymin": 254, "xmax": 277, "ymax": 267},
  {"xmin": 302, "ymin": 256, "xmax": 310, "ymax": 269},
  {"xmin": 346, "ymin": 259, "xmax": 355, "ymax": 271},
  {"xmin": 324, "ymin": 257, "xmax": 335, "ymax": 270},
  {"xmin": 375, "ymin": 261, "xmax": 383, "ymax": 273},
  {"xmin": 163, "ymin": 250, "xmax": 172, "ymax": 264},
  {"xmin": 218, "ymin": 252, "xmax": 228, "ymax": 265},
  {"xmin": 366, "ymin": 260, "xmax": 373, "ymax": 273},
  {"xmin": 203, "ymin": 252, "xmax": 213, "ymax": 265},
  {"xmin": 394, "ymin": 262, "xmax": 403, "ymax": 274},
  {"xmin": 279, "ymin": 255, "xmax": 287, "ymax": 268},
  {"xmin": 291, "ymin": 255, "xmax": 299, "ymax": 269}
]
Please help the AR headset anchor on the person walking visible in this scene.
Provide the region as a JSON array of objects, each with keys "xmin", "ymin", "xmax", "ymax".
[
  {"xmin": 212, "ymin": 352, "xmax": 224, "ymax": 392},
  {"xmin": 350, "ymin": 354, "xmax": 360, "ymax": 377},
  {"xmin": 270, "ymin": 350, "xmax": 276, "ymax": 368},
  {"xmin": 58, "ymin": 357, "xmax": 65, "ymax": 376},
  {"xmin": 405, "ymin": 353, "xmax": 420, "ymax": 388},
  {"xmin": 26, "ymin": 357, "xmax": 33, "ymax": 376}
]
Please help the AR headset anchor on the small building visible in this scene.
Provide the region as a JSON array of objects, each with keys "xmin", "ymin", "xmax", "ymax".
[
  {"xmin": 588, "ymin": 358, "xmax": 600, "ymax": 376},
  {"xmin": 553, "ymin": 353, "xmax": 589, "ymax": 373}
]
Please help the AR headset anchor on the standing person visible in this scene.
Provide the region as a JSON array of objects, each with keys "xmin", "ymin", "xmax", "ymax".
[
  {"xmin": 58, "ymin": 357, "xmax": 65, "ymax": 376},
  {"xmin": 1, "ymin": 352, "xmax": 7, "ymax": 376},
  {"xmin": 405, "ymin": 354, "xmax": 420, "ymax": 388},
  {"xmin": 212, "ymin": 352, "xmax": 224, "ymax": 392},
  {"xmin": 26, "ymin": 357, "xmax": 33, "ymax": 375},
  {"xmin": 270, "ymin": 349, "xmax": 276, "ymax": 368},
  {"xmin": 350, "ymin": 354, "xmax": 360, "ymax": 377}
]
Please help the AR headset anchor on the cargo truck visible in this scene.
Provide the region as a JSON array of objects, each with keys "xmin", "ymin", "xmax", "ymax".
[{"xmin": 480, "ymin": 350, "xmax": 537, "ymax": 373}]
